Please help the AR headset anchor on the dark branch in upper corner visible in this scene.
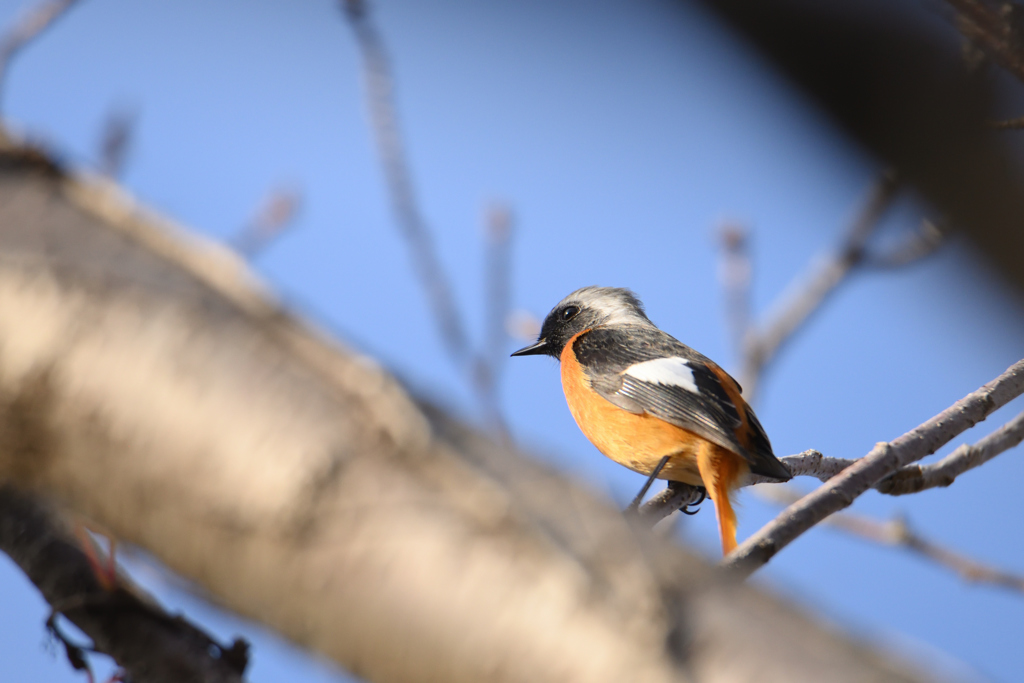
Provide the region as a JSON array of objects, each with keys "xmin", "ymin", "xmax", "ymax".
[
  {"xmin": 944, "ymin": 0, "xmax": 1024, "ymax": 87},
  {"xmin": 0, "ymin": 485, "xmax": 249, "ymax": 683},
  {"xmin": 0, "ymin": 0, "xmax": 80, "ymax": 113}
]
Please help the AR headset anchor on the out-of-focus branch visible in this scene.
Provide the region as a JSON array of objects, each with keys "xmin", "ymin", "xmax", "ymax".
[
  {"xmin": 229, "ymin": 187, "xmax": 302, "ymax": 259},
  {"xmin": 864, "ymin": 219, "xmax": 946, "ymax": 269},
  {"xmin": 756, "ymin": 485, "xmax": 1024, "ymax": 594},
  {"xmin": 473, "ymin": 203, "xmax": 514, "ymax": 436},
  {"xmin": 0, "ymin": 138, "xmax": 933, "ymax": 683},
  {"xmin": 945, "ymin": 0, "xmax": 1024, "ymax": 85},
  {"xmin": 990, "ymin": 115, "xmax": 1024, "ymax": 129},
  {"xmin": 718, "ymin": 223, "xmax": 752, "ymax": 359},
  {"xmin": 736, "ymin": 172, "xmax": 901, "ymax": 399},
  {"xmin": 342, "ymin": 1, "xmax": 513, "ymax": 433},
  {"xmin": 0, "ymin": 0, "xmax": 79, "ymax": 113},
  {"xmin": 342, "ymin": 0, "xmax": 471, "ymax": 365},
  {"xmin": 0, "ymin": 485, "xmax": 248, "ymax": 683},
  {"xmin": 97, "ymin": 107, "xmax": 136, "ymax": 179},
  {"xmin": 723, "ymin": 359, "xmax": 1024, "ymax": 578}
]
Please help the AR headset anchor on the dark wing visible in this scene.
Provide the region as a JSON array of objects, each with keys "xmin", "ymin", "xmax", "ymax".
[{"xmin": 575, "ymin": 326, "xmax": 791, "ymax": 481}]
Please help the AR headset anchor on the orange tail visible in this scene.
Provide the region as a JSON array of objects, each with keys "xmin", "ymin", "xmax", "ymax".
[{"xmin": 696, "ymin": 441, "xmax": 745, "ymax": 556}]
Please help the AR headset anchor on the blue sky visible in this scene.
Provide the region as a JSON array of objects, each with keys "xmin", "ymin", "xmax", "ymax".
[{"xmin": 1, "ymin": 1, "xmax": 1023, "ymax": 681}]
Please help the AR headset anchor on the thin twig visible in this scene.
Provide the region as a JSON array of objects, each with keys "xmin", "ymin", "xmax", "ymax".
[
  {"xmin": 97, "ymin": 107, "xmax": 136, "ymax": 179},
  {"xmin": 343, "ymin": 0, "xmax": 471, "ymax": 366},
  {"xmin": 473, "ymin": 203, "xmax": 513, "ymax": 435},
  {"xmin": 0, "ymin": 0, "xmax": 80, "ymax": 113},
  {"xmin": 738, "ymin": 172, "xmax": 901, "ymax": 398},
  {"xmin": 989, "ymin": 115, "xmax": 1024, "ymax": 129},
  {"xmin": 879, "ymin": 408, "xmax": 1024, "ymax": 495},
  {"xmin": 718, "ymin": 223, "xmax": 752, "ymax": 360},
  {"xmin": 756, "ymin": 485, "xmax": 1024, "ymax": 594},
  {"xmin": 642, "ymin": 408, "xmax": 1024, "ymax": 548},
  {"xmin": 638, "ymin": 481, "xmax": 708, "ymax": 526},
  {"xmin": 945, "ymin": 0, "xmax": 1024, "ymax": 85},
  {"xmin": 864, "ymin": 219, "xmax": 946, "ymax": 269},
  {"xmin": 230, "ymin": 187, "xmax": 302, "ymax": 259},
  {"xmin": 722, "ymin": 359, "xmax": 1024, "ymax": 578}
]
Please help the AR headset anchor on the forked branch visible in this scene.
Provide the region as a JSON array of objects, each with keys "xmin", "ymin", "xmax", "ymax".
[{"xmin": 722, "ymin": 359, "xmax": 1024, "ymax": 577}]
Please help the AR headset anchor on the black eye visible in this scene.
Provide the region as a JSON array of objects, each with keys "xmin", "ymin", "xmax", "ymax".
[{"xmin": 561, "ymin": 305, "xmax": 580, "ymax": 322}]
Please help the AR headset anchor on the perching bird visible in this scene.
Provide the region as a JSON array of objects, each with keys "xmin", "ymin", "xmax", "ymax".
[{"xmin": 511, "ymin": 286, "xmax": 791, "ymax": 555}]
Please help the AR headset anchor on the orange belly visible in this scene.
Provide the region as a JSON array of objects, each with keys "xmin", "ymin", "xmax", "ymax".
[{"xmin": 560, "ymin": 337, "xmax": 708, "ymax": 485}]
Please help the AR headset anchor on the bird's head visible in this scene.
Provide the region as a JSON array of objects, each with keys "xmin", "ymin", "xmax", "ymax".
[{"xmin": 511, "ymin": 286, "xmax": 650, "ymax": 358}]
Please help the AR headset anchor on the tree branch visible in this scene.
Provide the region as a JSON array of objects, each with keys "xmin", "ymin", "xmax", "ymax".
[
  {"xmin": 229, "ymin": 186, "xmax": 302, "ymax": 259},
  {"xmin": 722, "ymin": 359, "xmax": 1024, "ymax": 578},
  {"xmin": 473, "ymin": 202, "xmax": 514, "ymax": 436},
  {"xmin": 944, "ymin": 0, "xmax": 1024, "ymax": 86},
  {"xmin": 738, "ymin": 172, "xmax": 901, "ymax": 398},
  {"xmin": 989, "ymin": 115, "xmax": 1024, "ymax": 130},
  {"xmin": 0, "ymin": 485, "xmax": 248, "ymax": 683},
  {"xmin": 0, "ymin": 0, "xmax": 79, "ymax": 113},
  {"xmin": 0, "ymin": 136, "xmax": 934, "ymax": 683},
  {"xmin": 878, "ymin": 408, "xmax": 1024, "ymax": 495},
  {"xmin": 342, "ymin": 0, "xmax": 470, "ymax": 366},
  {"xmin": 756, "ymin": 485, "xmax": 1024, "ymax": 594}
]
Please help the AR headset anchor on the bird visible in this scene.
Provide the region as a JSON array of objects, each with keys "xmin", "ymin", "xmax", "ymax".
[{"xmin": 511, "ymin": 286, "xmax": 791, "ymax": 555}]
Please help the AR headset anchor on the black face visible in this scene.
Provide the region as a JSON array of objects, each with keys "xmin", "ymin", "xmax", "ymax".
[{"xmin": 511, "ymin": 301, "xmax": 592, "ymax": 358}]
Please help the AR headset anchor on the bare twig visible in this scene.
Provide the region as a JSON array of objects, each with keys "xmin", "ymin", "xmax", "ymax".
[
  {"xmin": 722, "ymin": 359, "xmax": 1024, "ymax": 577},
  {"xmin": 989, "ymin": 115, "xmax": 1024, "ymax": 129},
  {"xmin": 0, "ymin": 485, "xmax": 249, "ymax": 683},
  {"xmin": 718, "ymin": 223, "xmax": 752, "ymax": 359},
  {"xmin": 865, "ymin": 219, "xmax": 946, "ymax": 269},
  {"xmin": 879, "ymin": 408, "xmax": 1024, "ymax": 495},
  {"xmin": 0, "ymin": 0, "xmax": 79, "ymax": 113},
  {"xmin": 230, "ymin": 187, "xmax": 302, "ymax": 259},
  {"xmin": 343, "ymin": 0, "xmax": 471, "ymax": 366},
  {"xmin": 473, "ymin": 203, "xmax": 513, "ymax": 435},
  {"xmin": 638, "ymin": 481, "xmax": 708, "ymax": 526},
  {"xmin": 738, "ymin": 172, "xmax": 901, "ymax": 398},
  {"xmin": 757, "ymin": 485, "xmax": 1024, "ymax": 594},
  {"xmin": 643, "ymin": 408, "xmax": 1024, "ymax": 529},
  {"xmin": 945, "ymin": 0, "xmax": 1024, "ymax": 85},
  {"xmin": 97, "ymin": 107, "xmax": 136, "ymax": 179}
]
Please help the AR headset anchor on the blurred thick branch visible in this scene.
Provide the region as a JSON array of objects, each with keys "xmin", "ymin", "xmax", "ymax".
[
  {"xmin": 0, "ymin": 485, "xmax": 248, "ymax": 683},
  {"xmin": 0, "ymin": 136, "xmax": 929, "ymax": 682}
]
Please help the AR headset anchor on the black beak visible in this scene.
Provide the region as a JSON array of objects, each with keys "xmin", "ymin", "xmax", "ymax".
[{"xmin": 511, "ymin": 339, "xmax": 549, "ymax": 357}]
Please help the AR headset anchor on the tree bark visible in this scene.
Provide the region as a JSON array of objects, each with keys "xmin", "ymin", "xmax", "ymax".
[{"xmin": 0, "ymin": 143, "xmax": 924, "ymax": 682}]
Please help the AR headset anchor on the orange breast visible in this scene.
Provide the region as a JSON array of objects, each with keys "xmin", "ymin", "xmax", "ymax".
[{"xmin": 560, "ymin": 334, "xmax": 704, "ymax": 485}]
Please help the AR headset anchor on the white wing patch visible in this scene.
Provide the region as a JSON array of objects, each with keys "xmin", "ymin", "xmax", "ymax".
[{"xmin": 623, "ymin": 357, "xmax": 699, "ymax": 393}]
